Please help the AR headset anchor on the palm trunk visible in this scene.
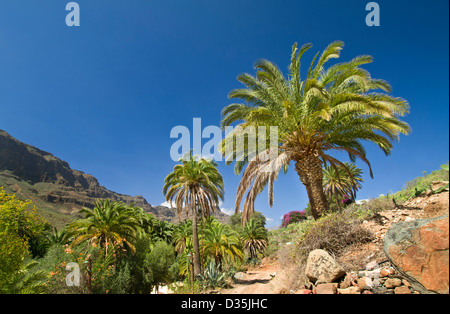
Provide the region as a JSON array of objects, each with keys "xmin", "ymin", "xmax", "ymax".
[
  {"xmin": 295, "ymin": 155, "xmax": 329, "ymax": 219},
  {"xmin": 192, "ymin": 206, "xmax": 202, "ymax": 276}
]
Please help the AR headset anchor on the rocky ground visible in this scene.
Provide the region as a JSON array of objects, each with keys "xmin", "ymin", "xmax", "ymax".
[{"xmin": 219, "ymin": 189, "xmax": 449, "ymax": 295}]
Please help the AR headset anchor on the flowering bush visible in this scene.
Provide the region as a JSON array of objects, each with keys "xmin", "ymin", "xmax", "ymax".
[
  {"xmin": 341, "ymin": 195, "xmax": 353, "ymax": 206},
  {"xmin": 281, "ymin": 210, "xmax": 307, "ymax": 228}
]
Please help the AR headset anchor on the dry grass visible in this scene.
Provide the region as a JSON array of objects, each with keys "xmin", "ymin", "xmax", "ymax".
[
  {"xmin": 294, "ymin": 213, "xmax": 375, "ymax": 258},
  {"xmin": 273, "ymin": 212, "xmax": 375, "ymax": 291}
]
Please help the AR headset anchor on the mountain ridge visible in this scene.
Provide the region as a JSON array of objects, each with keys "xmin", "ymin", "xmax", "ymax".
[{"xmin": 0, "ymin": 129, "xmax": 230, "ymax": 228}]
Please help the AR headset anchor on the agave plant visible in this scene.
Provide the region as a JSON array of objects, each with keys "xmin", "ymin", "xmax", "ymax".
[{"xmin": 198, "ymin": 260, "xmax": 227, "ymax": 290}]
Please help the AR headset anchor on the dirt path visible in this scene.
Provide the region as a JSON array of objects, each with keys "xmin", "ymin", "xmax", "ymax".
[{"xmin": 220, "ymin": 262, "xmax": 281, "ymax": 294}]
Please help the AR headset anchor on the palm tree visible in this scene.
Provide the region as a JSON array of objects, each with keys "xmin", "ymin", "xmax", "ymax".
[
  {"xmin": 152, "ymin": 220, "xmax": 174, "ymax": 244},
  {"xmin": 240, "ymin": 219, "xmax": 268, "ymax": 260},
  {"xmin": 323, "ymin": 162, "xmax": 363, "ymax": 211},
  {"xmin": 220, "ymin": 41, "xmax": 410, "ymax": 222},
  {"xmin": 163, "ymin": 151, "xmax": 225, "ymax": 276},
  {"xmin": 203, "ymin": 220, "xmax": 243, "ymax": 268},
  {"xmin": 46, "ymin": 227, "xmax": 69, "ymax": 246},
  {"xmin": 173, "ymin": 219, "xmax": 193, "ymax": 254},
  {"xmin": 67, "ymin": 199, "xmax": 141, "ymax": 257},
  {"xmin": 0, "ymin": 260, "xmax": 47, "ymax": 294}
]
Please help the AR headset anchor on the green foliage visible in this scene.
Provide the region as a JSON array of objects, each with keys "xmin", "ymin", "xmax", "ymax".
[
  {"xmin": 67, "ymin": 199, "xmax": 146, "ymax": 256},
  {"xmin": 173, "ymin": 219, "xmax": 193, "ymax": 254},
  {"xmin": 202, "ymin": 219, "xmax": 243, "ymax": 267},
  {"xmin": 35, "ymin": 243, "xmax": 116, "ymax": 294},
  {"xmin": 163, "ymin": 151, "xmax": 225, "ymax": 276},
  {"xmin": 151, "ymin": 220, "xmax": 174, "ymax": 244},
  {"xmin": 169, "ymin": 277, "xmax": 203, "ymax": 294},
  {"xmin": 0, "ymin": 187, "xmax": 48, "ymax": 286},
  {"xmin": 0, "ymin": 260, "xmax": 47, "ymax": 294},
  {"xmin": 145, "ymin": 241, "xmax": 176, "ymax": 291},
  {"xmin": 390, "ymin": 166, "xmax": 449, "ymax": 202},
  {"xmin": 323, "ymin": 162, "xmax": 364, "ymax": 210},
  {"xmin": 197, "ymin": 260, "xmax": 228, "ymax": 290},
  {"xmin": 230, "ymin": 211, "xmax": 266, "ymax": 232},
  {"xmin": 220, "ymin": 41, "xmax": 411, "ymax": 221},
  {"xmin": 265, "ymin": 219, "xmax": 314, "ymax": 259},
  {"xmin": 240, "ymin": 219, "xmax": 268, "ymax": 260}
]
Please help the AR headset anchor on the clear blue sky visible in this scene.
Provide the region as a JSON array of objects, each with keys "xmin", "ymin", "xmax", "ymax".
[{"xmin": 0, "ymin": 0, "xmax": 448, "ymax": 228}]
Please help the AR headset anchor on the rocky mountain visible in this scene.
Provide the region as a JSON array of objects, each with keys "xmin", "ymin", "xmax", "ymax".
[{"xmin": 0, "ymin": 129, "xmax": 230, "ymax": 228}]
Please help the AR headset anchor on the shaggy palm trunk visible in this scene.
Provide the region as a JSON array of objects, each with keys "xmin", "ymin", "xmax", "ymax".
[
  {"xmin": 295, "ymin": 155, "xmax": 329, "ymax": 219},
  {"xmin": 192, "ymin": 206, "xmax": 202, "ymax": 276}
]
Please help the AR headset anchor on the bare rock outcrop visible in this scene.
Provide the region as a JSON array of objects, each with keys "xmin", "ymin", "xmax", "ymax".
[{"xmin": 384, "ymin": 215, "xmax": 449, "ymax": 294}]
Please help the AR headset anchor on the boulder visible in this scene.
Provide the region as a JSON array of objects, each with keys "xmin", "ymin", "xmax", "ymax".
[
  {"xmin": 357, "ymin": 277, "xmax": 374, "ymax": 291},
  {"xmin": 338, "ymin": 286, "xmax": 361, "ymax": 294},
  {"xmin": 384, "ymin": 278, "xmax": 402, "ymax": 289},
  {"xmin": 305, "ymin": 249, "xmax": 346, "ymax": 284},
  {"xmin": 384, "ymin": 215, "xmax": 449, "ymax": 294},
  {"xmin": 394, "ymin": 286, "xmax": 412, "ymax": 294},
  {"xmin": 315, "ymin": 283, "xmax": 338, "ymax": 294},
  {"xmin": 233, "ymin": 272, "xmax": 246, "ymax": 280}
]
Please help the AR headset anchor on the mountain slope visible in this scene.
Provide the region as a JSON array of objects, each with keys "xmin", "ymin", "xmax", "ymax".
[{"xmin": 0, "ymin": 130, "xmax": 229, "ymax": 228}]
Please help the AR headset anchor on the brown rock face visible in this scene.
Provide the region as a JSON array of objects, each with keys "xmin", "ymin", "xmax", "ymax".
[
  {"xmin": 384, "ymin": 216, "xmax": 449, "ymax": 294},
  {"xmin": 0, "ymin": 129, "xmax": 230, "ymax": 227}
]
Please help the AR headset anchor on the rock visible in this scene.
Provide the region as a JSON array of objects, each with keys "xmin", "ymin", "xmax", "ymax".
[
  {"xmin": 384, "ymin": 278, "xmax": 402, "ymax": 289},
  {"xmin": 315, "ymin": 283, "xmax": 338, "ymax": 294},
  {"xmin": 402, "ymin": 279, "xmax": 411, "ymax": 287},
  {"xmin": 340, "ymin": 273, "xmax": 358, "ymax": 289},
  {"xmin": 372, "ymin": 286, "xmax": 388, "ymax": 294},
  {"xmin": 357, "ymin": 277, "xmax": 374, "ymax": 291},
  {"xmin": 384, "ymin": 216, "xmax": 449, "ymax": 294},
  {"xmin": 338, "ymin": 286, "xmax": 361, "ymax": 294},
  {"xmin": 366, "ymin": 261, "xmax": 378, "ymax": 271},
  {"xmin": 394, "ymin": 286, "xmax": 412, "ymax": 294},
  {"xmin": 431, "ymin": 181, "xmax": 449, "ymax": 192},
  {"xmin": 305, "ymin": 249, "xmax": 346, "ymax": 283},
  {"xmin": 380, "ymin": 269, "xmax": 390, "ymax": 278},
  {"xmin": 234, "ymin": 272, "xmax": 246, "ymax": 280},
  {"xmin": 295, "ymin": 289, "xmax": 313, "ymax": 294},
  {"xmin": 423, "ymin": 193, "xmax": 449, "ymax": 218}
]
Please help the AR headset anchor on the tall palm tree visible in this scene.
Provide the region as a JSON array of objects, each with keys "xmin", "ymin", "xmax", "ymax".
[
  {"xmin": 67, "ymin": 199, "xmax": 141, "ymax": 256},
  {"xmin": 240, "ymin": 219, "xmax": 268, "ymax": 260},
  {"xmin": 163, "ymin": 151, "xmax": 225, "ymax": 276},
  {"xmin": 323, "ymin": 162, "xmax": 363, "ymax": 211},
  {"xmin": 203, "ymin": 220, "xmax": 243, "ymax": 268},
  {"xmin": 220, "ymin": 41, "xmax": 410, "ymax": 222}
]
